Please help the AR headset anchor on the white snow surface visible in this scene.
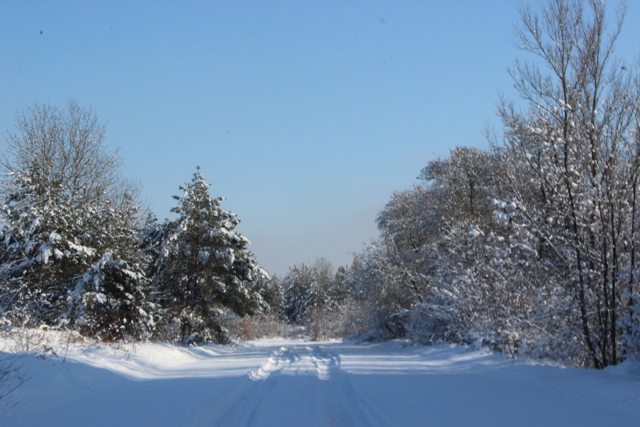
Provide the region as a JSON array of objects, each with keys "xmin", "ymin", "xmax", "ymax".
[{"xmin": 1, "ymin": 336, "xmax": 639, "ymax": 426}]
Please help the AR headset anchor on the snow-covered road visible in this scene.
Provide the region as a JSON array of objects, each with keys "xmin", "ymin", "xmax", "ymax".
[
  {"xmin": 1, "ymin": 339, "xmax": 639, "ymax": 426},
  {"xmin": 198, "ymin": 344, "xmax": 393, "ymax": 426}
]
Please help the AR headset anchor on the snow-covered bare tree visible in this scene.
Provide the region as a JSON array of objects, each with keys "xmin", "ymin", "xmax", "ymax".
[
  {"xmin": 498, "ymin": 0, "xmax": 640, "ymax": 367},
  {"xmin": 362, "ymin": 148, "xmax": 502, "ymax": 342},
  {"xmin": 355, "ymin": 144, "xmax": 576, "ymax": 355}
]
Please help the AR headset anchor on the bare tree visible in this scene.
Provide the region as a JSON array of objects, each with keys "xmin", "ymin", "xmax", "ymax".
[
  {"xmin": 499, "ymin": 0, "xmax": 640, "ymax": 367},
  {"xmin": 1, "ymin": 100, "xmax": 123, "ymax": 205}
]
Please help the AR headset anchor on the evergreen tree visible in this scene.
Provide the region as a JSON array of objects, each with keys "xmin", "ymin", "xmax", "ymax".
[
  {"xmin": 68, "ymin": 253, "xmax": 153, "ymax": 341},
  {"xmin": 252, "ymin": 274, "xmax": 285, "ymax": 319},
  {"xmin": 152, "ymin": 167, "xmax": 266, "ymax": 343},
  {"xmin": 283, "ymin": 259, "xmax": 337, "ymax": 325}
]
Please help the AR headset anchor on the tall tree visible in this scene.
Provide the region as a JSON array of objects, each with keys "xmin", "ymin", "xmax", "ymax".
[
  {"xmin": 152, "ymin": 168, "xmax": 266, "ymax": 343},
  {"xmin": 498, "ymin": 0, "xmax": 640, "ymax": 367}
]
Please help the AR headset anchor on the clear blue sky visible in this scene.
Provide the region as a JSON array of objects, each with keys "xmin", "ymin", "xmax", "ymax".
[{"xmin": 1, "ymin": 1, "xmax": 639, "ymax": 276}]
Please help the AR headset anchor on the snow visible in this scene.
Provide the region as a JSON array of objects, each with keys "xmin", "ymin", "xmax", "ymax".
[
  {"xmin": 1, "ymin": 336, "xmax": 639, "ymax": 426},
  {"xmin": 67, "ymin": 242, "xmax": 97, "ymax": 258}
]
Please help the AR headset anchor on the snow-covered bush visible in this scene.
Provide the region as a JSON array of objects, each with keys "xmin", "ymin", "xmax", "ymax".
[
  {"xmin": 404, "ymin": 302, "xmax": 465, "ymax": 345},
  {"xmin": 250, "ymin": 314, "xmax": 290, "ymax": 339}
]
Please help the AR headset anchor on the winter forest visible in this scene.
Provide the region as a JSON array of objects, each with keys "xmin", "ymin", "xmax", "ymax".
[{"xmin": 2, "ymin": 0, "xmax": 640, "ymax": 377}]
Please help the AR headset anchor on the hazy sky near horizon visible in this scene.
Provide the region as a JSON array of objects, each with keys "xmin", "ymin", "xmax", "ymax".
[{"xmin": 2, "ymin": 1, "xmax": 639, "ymax": 276}]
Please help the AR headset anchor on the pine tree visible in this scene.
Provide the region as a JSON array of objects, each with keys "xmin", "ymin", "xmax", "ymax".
[
  {"xmin": 152, "ymin": 167, "xmax": 266, "ymax": 343},
  {"xmin": 68, "ymin": 253, "xmax": 153, "ymax": 341}
]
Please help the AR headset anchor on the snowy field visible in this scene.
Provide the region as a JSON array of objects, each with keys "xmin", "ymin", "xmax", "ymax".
[{"xmin": 1, "ymin": 336, "xmax": 639, "ymax": 426}]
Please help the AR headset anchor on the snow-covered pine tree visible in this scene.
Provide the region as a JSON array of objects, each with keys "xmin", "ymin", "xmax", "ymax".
[
  {"xmin": 140, "ymin": 213, "xmax": 167, "ymax": 269},
  {"xmin": 282, "ymin": 259, "xmax": 350, "ymax": 340},
  {"xmin": 283, "ymin": 264, "xmax": 316, "ymax": 324},
  {"xmin": 152, "ymin": 167, "xmax": 266, "ymax": 344},
  {"xmin": 62, "ymin": 189, "xmax": 154, "ymax": 341},
  {"xmin": 251, "ymin": 274, "xmax": 285, "ymax": 319},
  {"xmin": 0, "ymin": 170, "xmax": 85, "ymax": 325},
  {"xmin": 69, "ymin": 253, "xmax": 153, "ymax": 341},
  {"xmin": 283, "ymin": 262, "xmax": 335, "ymax": 325}
]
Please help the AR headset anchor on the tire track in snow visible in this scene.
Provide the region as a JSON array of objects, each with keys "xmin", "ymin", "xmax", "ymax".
[
  {"xmin": 307, "ymin": 345, "xmax": 339, "ymax": 380},
  {"xmin": 248, "ymin": 346, "xmax": 300, "ymax": 380},
  {"xmin": 192, "ymin": 343, "xmax": 398, "ymax": 427},
  {"xmin": 191, "ymin": 346, "xmax": 297, "ymax": 427},
  {"xmin": 308, "ymin": 345, "xmax": 398, "ymax": 427}
]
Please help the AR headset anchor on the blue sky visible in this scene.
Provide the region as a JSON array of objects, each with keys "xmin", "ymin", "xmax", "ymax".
[{"xmin": 2, "ymin": 1, "xmax": 639, "ymax": 276}]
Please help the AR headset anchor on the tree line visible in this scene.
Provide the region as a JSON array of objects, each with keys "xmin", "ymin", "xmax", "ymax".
[
  {"xmin": 277, "ymin": 0, "xmax": 640, "ymax": 368},
  {"xmin": 0, "ymin": 101, "xmax": 274, "ymax": 344},
  {"xmin": 360, "ymin": 0, "xmax": 640, "ymax": 368}
]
